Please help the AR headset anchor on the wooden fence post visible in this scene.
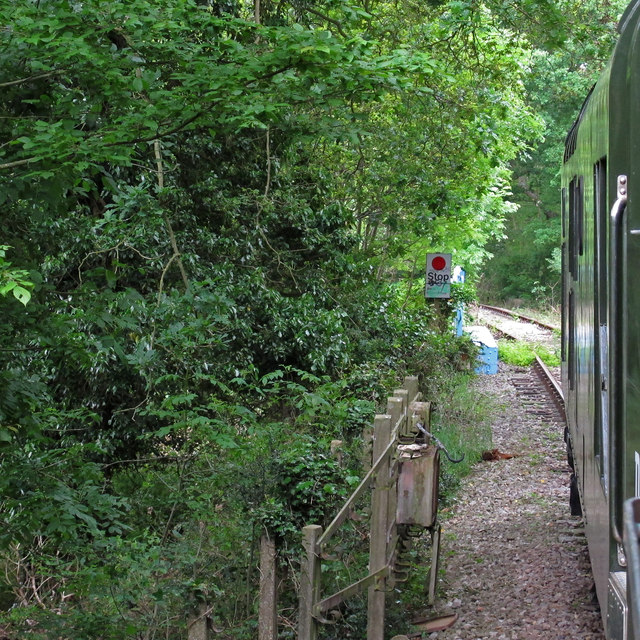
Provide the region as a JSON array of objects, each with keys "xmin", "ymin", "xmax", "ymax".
[
  {"xmin": 298, "ymin": 525, "xmax": 322, "ymax": 640},
  {"xmin": 402, "ymin": 376, "xmax": 419, "ymax": 404},
  {"xmin": 188, "ymin": 604, "xmax": 210, "ymax": 640},
  {"xmin": 392, "ymin": 388, "xmax": 409, "ymax": 439},
  {"xmin": 387, "ymin": 395, "xmax": 405, "ymax": 434},
  {"xmin": 367, "ymin": 414, "xmax": 392, "ymax": 640},
  {"xmin": 259, "ymin": 533, "xmax": 278, "ymax": 640}
]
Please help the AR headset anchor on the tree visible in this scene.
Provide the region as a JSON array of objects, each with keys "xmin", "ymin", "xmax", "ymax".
[
  {"xmin": 0, "ymin": 0, "xmax": 579, "ymax": 636},
  {"xmin": 481, "ymin": 0, "xmax": 628, "ymax": 306}
]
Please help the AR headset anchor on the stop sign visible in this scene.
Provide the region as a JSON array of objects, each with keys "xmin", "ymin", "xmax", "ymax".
[{"xmin": 426, "ymin": 253, "xmax": 452, "ymax": 298}]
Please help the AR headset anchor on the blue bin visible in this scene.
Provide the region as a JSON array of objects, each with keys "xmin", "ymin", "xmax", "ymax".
[{"xmin": 465, "ymin": 326, "xmax": 498, "ymax": 375}]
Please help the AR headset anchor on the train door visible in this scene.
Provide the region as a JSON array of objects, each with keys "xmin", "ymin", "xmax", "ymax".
[
  {"xmin": 594, "ymin": 158, "xmax": 609, "ymax": 494},
  {"xmin": 624, "ymin": 6, "xmax": 640, "ymax": 519}
]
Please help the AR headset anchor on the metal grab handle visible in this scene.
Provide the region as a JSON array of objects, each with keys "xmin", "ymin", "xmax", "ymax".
[
  {"xmin": 624, "ymin": 498, "xmax": 640, "ymax": 639},
  {"xmin": 610, "ymin": 175, "xmax": 628, "ymax": 545}
]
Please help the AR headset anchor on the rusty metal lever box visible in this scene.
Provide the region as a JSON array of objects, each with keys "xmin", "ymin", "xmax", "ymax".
[{"xmin": 396, "ymin": 445, "xmax": 440, "ymax": 528}]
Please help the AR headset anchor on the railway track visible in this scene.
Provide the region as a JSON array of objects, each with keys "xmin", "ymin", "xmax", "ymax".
[
  {"xmin": 473, "ymin": 303, "xmax": 565, "ymax": 421},
  {"xmin": 434, "ymin": 340, "xmax": 599, "ymax": 639},
  {"xmin": 477, "ymin": 303, "xmax": 560, "ymax": 332},
  {"xmin": 508, "ymin": 355, "xmax": 566, "ymax": 424},
  {"xmin": 533, "ymin": 355, "xmax": 565, "ymax": 421}
]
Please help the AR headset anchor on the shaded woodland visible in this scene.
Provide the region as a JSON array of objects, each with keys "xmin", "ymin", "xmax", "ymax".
[{"xmin": 0, "ymin": 0, "xmax": 627, "ymax": 637}]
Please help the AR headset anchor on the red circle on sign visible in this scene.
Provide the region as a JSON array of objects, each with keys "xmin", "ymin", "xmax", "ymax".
[{"xmin": 431, "ymin": 256, "xmax": 446, "ymax": 271}]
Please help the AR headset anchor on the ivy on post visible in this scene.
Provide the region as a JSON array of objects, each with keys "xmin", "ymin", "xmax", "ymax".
[{"xmin": 298, "ymin": 525, "xmax": 322, "ymax": 640}]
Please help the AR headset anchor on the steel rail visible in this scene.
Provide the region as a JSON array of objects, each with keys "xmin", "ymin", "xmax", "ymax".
[
  {"xmin": 533, "ymin": 355, "xmax": 565, "ymax": 422},
  {"xmin": 478, "ymin": 303, "xmax": 560, "ymax": 332}
]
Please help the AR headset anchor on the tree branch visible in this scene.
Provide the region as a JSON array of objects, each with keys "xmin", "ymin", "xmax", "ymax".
[
  {"xmin": 0, "ymin": 157, "xmax": 38, "ymax": 170},
  {"xmin": 0, "ymin": 71, "xmax": 58, "ymax": 89},
  {"xmin": 517, "ymin": 175, "xmax": 557, "ymax": 219},
  {"xmin": 303, "ymin": 7, "xmax": 348, "ymax": 38},
  {"xmin": 0, "ymin": 62, "xmax": 298, "ymax": 172},
  {"xmin": 264, "ymin": 127, "xmax": 272, "ymax": 197},
  {"xmin": 102, "ymin": 454, "xmax": 195, "ymax": 469},
  {"xmin": 153, "ymin": 139, "xmax": 190, "ymax": 292}
]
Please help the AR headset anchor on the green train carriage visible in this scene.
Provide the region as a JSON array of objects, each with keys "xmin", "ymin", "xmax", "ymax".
[{"xmin": 562, "ymin": 2, "xmax": 640, "ymax": 638}]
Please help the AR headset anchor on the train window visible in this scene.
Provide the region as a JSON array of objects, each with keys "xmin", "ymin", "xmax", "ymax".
[
  {"xmin": 561, "ymin": 188, "xmax": 567, "ymax": 243},
  {"xmin": 568, "ymin": 179, "xmax": 575, "ymax": 276},
  {"xmin": 594, "ymin": 159, "xmax": 607, "ymax": 317},
  {"xmin": 568, "ymin": 176, "xmax": 584, "ymax": 278},
  {"xmin": 575, "ymin": 177, "xmax": 584, "ymax": 257},
  {"xmin": 561, "ymin": 188, "xmax": 567, "ymax": 362}
]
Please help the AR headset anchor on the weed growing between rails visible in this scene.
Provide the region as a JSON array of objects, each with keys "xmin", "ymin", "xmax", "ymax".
[{"xmin": 498, "ymin": 340, "xmax": 560, "ymax": 368}]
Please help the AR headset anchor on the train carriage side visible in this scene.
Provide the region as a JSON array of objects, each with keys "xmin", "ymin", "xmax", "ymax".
[
  {"xmin": 562, "ymin": 2, "xmax": 640, "ymax": 637},
  {"xmin": 562, "ymin": 60, "xmax": 611, "ymax": 631}
]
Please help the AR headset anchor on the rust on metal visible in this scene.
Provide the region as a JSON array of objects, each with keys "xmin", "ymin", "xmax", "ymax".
[{"xmin": 396, "ymin": 445, "xmax": 440, "ymax": 528}]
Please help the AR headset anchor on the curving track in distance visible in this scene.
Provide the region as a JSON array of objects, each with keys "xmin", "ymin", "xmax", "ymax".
[
  {"xmin": 475, "ymin": 304, "xmax": 565, "ymax": 421},
  {"xmin": 477, "ymin": 303, "xmax": 560, "ymax": 332}
]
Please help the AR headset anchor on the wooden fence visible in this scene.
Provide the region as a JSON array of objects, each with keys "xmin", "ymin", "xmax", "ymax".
[
  {"xmin": 186, "ymin": 376, "xmax": 441, "ymax": 640},
  {"xmin": 297, "ymin": 376, "xmax": 441, "ymax": 640}
]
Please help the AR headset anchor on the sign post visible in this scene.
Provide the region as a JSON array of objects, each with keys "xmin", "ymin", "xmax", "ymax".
[{"xmin": 425, "ymin": 253, "xmax": 452, "ymax": 299}]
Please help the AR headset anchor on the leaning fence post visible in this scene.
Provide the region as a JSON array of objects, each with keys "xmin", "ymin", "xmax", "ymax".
[
  {"xmin": 298, "ymin": 524, "xmax": 322, "ymax": 640},
  {"xmin": 367, "ymin": 413, "xmax": 392, "ymax": 640},
  {"xmin": 187, "ymin": 603, "xmax": 211, "ymax": 640}
]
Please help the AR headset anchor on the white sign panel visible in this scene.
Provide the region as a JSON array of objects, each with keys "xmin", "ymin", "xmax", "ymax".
[{"xmin": 425, "ymin": 253, "xmax": 452, "ymax": 298}]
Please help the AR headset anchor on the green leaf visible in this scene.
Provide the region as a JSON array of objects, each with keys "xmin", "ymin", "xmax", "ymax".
[{"xmin": 12, "ymin": 286, "xmax": 31, "ymax": 306}]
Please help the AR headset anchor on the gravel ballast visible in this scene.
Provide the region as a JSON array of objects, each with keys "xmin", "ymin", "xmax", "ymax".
[{"xmin": 429, "ymin": 362, "xmax": 605, "ymax": 640}]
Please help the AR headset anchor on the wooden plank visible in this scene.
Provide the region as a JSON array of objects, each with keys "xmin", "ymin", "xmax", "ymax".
[
  {"xmin": 387, "ymin": 396, "xmax": 405, "ymax": 437},
  {"xmin": 402, "ymin": 376, "xmax": 419, "ymax": 403},
  {"xmin": 314, "ymin": 565, "xmax": 391, "ymax": 614},
  {"xmin": 396, "ymin": 446, "xmax": 440, "ymax": 528}
]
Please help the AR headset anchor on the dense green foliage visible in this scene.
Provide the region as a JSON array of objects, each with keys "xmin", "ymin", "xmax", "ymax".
[
  {"xmin": 481, "ymin": 0, "xmax": 629, "ymax": 307},
  {"xmin": 0, "ymin": 0, "xmax": 617, "ymax": 637}
]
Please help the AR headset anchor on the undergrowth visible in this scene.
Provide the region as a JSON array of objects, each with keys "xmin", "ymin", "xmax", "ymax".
[
  {"xmin": 498, "ymin": 339, "xmax": 560, "ymax": 367},
  {"xmin": 429, "ymin": 371, "xmax": 494, "ymax": 501},
  {"xmin": 384, "ymin": 370, "xmax": 495, "ymax": 635}
]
